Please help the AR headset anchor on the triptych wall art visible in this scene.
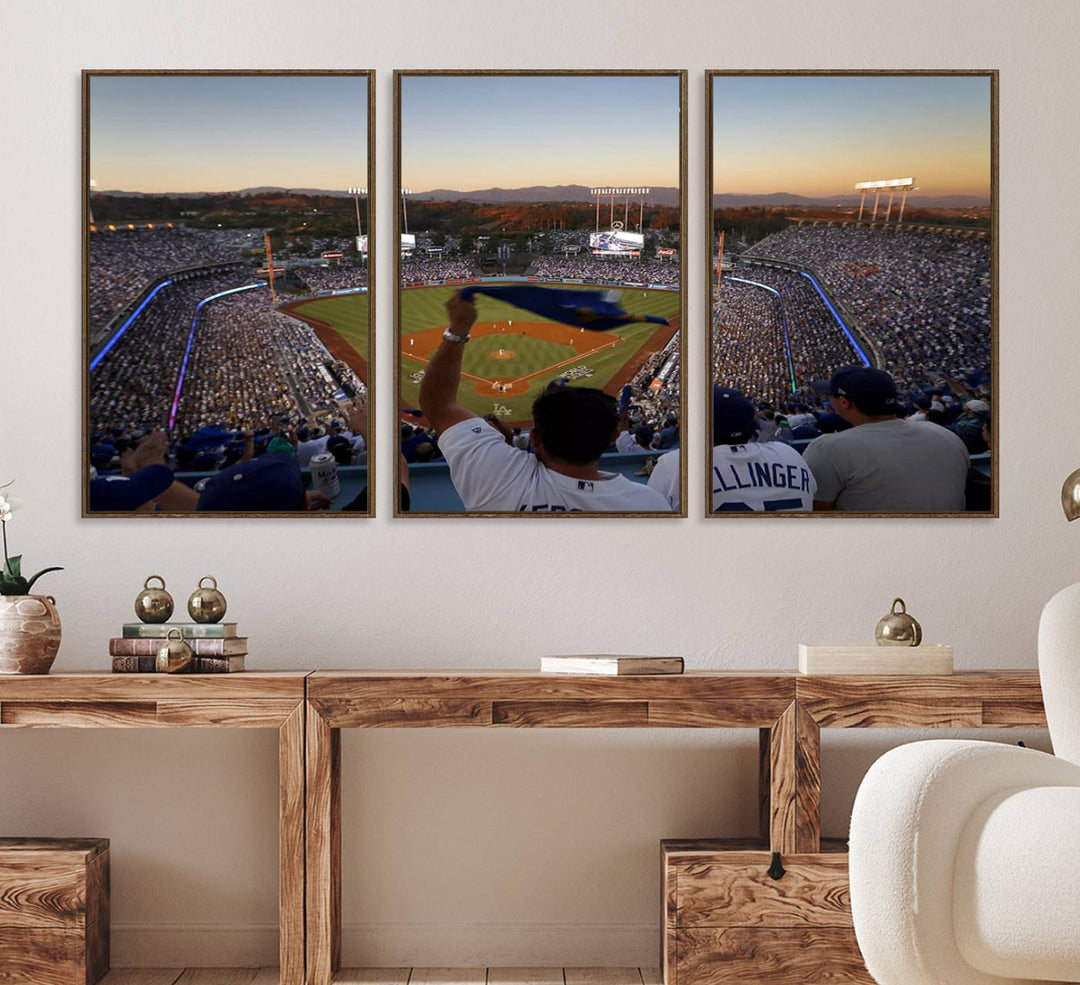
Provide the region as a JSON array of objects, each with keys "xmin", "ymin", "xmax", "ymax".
[{"xmin": 82, "ymin": 70, "xmax": 995, "ymax": 519}]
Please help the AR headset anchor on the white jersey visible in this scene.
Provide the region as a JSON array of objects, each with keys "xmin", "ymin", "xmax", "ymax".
[
  {"xmin": 615, "ymin": 429, "xmax": 648, "ymax": 454},
  {"xmin": 647, "ymin": 449, "xmax": 681, "ymax": 510},
  {"xmin": 297, "ymin": 436, "xmax": 330, "ymax": 467},
  {"xmin": 711, "ymin": 442, "xmax": 815, "ymax": 511},
  {"xmin": 650, "ymin": 444, "xmax": 815, "ymax": 512},
  {"xmin": 439, "ymin": 417, "xmax": 672, "ymax": 513}
]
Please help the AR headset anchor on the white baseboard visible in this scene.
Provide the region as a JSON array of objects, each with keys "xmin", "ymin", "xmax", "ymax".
[{"xmin": 111, "ymin": 922, "xmax": 660, "ymax": 968}]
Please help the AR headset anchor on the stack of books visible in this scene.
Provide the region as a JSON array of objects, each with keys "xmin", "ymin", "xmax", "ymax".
[{"xmin": 110, "ymin": 622, "xmax": 247, "ymax": 673}]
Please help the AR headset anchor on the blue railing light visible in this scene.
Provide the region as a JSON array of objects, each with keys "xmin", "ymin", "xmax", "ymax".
[
  {"xmin": 167, "ymin": 282, "xmax": 267, "ymax": 430},
  {"xmin": 723, "ymin": 276, "xmax": 796, "ymax": 392},
  {"xmin": 89, "ymin": 279, "xmax": 173, "ymax": 373},
  {"xmin": 797, "ymin": 271, "xmax": 871, "ymax": 368}
]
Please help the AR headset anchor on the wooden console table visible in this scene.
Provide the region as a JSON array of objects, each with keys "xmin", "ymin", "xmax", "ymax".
[
  {"xmin": 0, "ymin": 672, "xmax": 308, "ymax": 985},
  {"xmin": 0, "ymin": 669, "xmax": 1047, "ymax": 984},
  {"xmin": 305, "ymin": 669, "xmax": 1045, "ymax": 985}
]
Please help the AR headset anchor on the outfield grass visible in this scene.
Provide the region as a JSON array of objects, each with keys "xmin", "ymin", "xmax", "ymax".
[
  {"xmin": 289, "ymin": 293, "xmax": 370, "ymax": 363},
  {"xmin": 399, "ymin": 283, "xmax": 680, "ymax": 421}
]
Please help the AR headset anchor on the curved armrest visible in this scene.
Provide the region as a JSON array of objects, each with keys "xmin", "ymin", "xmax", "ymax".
[{"xmin": 849, "ymin": 739, "xmax": 1080, "ymax": 985}]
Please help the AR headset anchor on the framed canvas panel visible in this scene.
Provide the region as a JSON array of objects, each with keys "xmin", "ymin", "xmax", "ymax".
[
  {"xmin": 394, "ymin": 70, "xmax": 687, "ymax": 517},
  {"xmin": 706, "ymin": 71, "xmax": 996, "ymax": 517},
  {"xmin": 83, "ymin": 70, "xmax": 375, "ymax": 516}
]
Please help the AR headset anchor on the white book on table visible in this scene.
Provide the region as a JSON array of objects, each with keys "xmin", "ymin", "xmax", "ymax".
[{"xmin": 540, "ymin": 655, "xmax": 685, "ymax": 676}]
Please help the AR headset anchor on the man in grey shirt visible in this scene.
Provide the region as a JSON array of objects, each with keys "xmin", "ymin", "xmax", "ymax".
[{"xmin": 803, "ymin": 367, "xmax": 970, "ymax": 512}]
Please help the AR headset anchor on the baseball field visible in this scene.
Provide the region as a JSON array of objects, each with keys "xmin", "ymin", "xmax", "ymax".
[
  {"xmin": 399, "ymin": 283, "xmax": 680, "ymax": 424},
  {"xmin": 279, "ymin": 292, "xmax": 370, "ymax": 383}
]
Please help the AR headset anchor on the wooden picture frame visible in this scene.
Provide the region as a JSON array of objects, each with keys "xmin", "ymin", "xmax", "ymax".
[
  {"xmin": 83, "ymin": 70, "xmax": 376, "ymax": 517},
  {"xmin": 393, "ymin": 70, "xmax": 688, "ymax": 517},
  {"xmin": 706, "ymin": 70, "xmax": 997, "ymax": 518}
]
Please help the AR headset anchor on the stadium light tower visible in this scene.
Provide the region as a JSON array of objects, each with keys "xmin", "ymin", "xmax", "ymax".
[
  {"xmin": 639, "ymin": 188, "xmax": 650, "ymax": 232},
  {"xmin": 590, "ymin": 187, "xmax": 604, "ymax": 235},
  {"xmin": 855, "ymin": 177, "xmax": 915, "ymax": 222},
  {"xmin": 347, "ymin": 186, "xmax": 366, "ymax": 240},
  {"xmin": 401, "ymin": 187, "xmax": 412, "ymax": 235}
]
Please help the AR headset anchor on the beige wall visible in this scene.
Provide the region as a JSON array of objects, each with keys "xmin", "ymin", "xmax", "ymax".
[{"xmin": 2, "ymin": 0, "xmax": 1077, "ymax": 966}]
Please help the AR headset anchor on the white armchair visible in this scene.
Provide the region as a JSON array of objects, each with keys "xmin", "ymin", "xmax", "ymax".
[{"xmin": 848, "ymin": 581, "xmax": 1080, "ymax": 985}]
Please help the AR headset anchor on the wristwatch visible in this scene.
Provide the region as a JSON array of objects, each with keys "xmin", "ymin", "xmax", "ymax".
[{"xmin": 443, "ymin": 328, "xmax": 471, "ymax": 343}]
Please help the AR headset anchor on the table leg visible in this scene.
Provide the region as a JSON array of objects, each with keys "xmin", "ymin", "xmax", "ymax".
[
  {"xmin": 279, "ymin": 705, "xmax": 305, "ymax": 985},
  {"xmin": 306, "ymin": 703, "xmax": 341, "ymax": 985},
  {"xmin": 767, "ymin": 701, "xmax": 821, "ymax": 854}
]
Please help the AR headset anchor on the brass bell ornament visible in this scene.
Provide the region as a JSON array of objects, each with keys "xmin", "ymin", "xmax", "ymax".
[
  {"xmin": 875, "ymin": 598, "xmax": 923, "ymax": 647},
  {"xmin": 188, "ymin": 576, "xmax": 227, "ymax": 624},
  {"xmin": 134, "ymin": 575, "xmax": 174, "ymax": 624},
  {"xmin": 156, "ymin": 628, "xmax": 194, "ymax": 673}
]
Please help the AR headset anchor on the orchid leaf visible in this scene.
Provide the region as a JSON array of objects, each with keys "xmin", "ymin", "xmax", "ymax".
[
  {"xmin": 3, "ymin": 555, "xmax": 22, "ymax": 579},
  {"xmin": 26, "ymin": 567, "xmax": 64, "ymax": 591},
  {"xmin": 0, "ymin": 574, "xmax": 30, "ymax": 596}
]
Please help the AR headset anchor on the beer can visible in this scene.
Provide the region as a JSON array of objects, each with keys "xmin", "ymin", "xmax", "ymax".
[{"xmin": 309, "ymin": 452, "xmax": 340, "ymax": 498}]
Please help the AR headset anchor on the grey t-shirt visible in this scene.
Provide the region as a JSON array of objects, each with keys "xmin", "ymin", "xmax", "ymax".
[{"xmin": 802, "ymin": 419, "xmax": 970, "ymax": 512}]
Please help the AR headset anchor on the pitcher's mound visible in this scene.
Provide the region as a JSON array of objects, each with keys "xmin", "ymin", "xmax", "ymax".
[{"xmin": 490, "ymin": 349, "xmax": 516, "ymax": 360}]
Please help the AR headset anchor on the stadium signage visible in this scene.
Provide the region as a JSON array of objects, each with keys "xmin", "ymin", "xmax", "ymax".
[{"xmin": 854, "ymin": 177, "xmax": 915, "ymax": 189}]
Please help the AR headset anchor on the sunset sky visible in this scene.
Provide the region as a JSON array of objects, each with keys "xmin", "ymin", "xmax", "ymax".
[
  {"xmin": 90, "ymin": 74, "xmax": 368, "ymax": 193},
  {"xmin": 401, "ymin": 75, "xmax": 681, "ymax": 191},
  {"xmin": 712, "ymin": 74, "xmax": 991, "ymax": 198}
]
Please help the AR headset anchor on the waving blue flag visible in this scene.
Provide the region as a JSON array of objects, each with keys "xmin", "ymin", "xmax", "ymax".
[{"xmin": 459, "ymin": 284, "xmax": 668, "ymax": 332}]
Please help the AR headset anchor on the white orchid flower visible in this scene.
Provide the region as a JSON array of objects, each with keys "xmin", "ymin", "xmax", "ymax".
[{"xmin": 0, "ymin": 491, "xmax": 22, "ymax": 522}]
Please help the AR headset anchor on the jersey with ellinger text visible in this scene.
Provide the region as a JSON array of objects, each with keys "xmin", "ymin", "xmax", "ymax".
[
  {"xmin": 438, "ymin": 417, "xmax": 672, "ymax": 513},
  {"xmin": 710, "ymin": 441, "xmax": 816, "ymax": 512}
]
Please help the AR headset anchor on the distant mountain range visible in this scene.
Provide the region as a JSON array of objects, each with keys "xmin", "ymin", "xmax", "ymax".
[
  {"xmin": 94, "ymin": 186, "xmax": 359, "ymax": 198},
  {"xmin": 712, "ymin": 192, "xmax": 990, "ymax": 209},
  {"xmin": 407, "ymin": 184, "xmax": 682, "ymax": 206},
  {"xmin": 93, "ymin": 185, "xmax": 989, "ymax": 209},
  {"xmin": 94, "ymin": 184, "xmax": 683, "ymax": 205}
]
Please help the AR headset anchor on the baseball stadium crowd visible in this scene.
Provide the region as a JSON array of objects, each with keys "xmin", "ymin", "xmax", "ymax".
[
  {"xmin": 529, "ymin": 255, "xmax": 679, "ymax": 286},
  {"xmin": 88, "ymin": 227, "xmax": 255, "ymax": 334},
  {"xmin": 294, "ymin": 265, "xmax": 368, "ymax": 292},
  {"xmin": 712, "ymin": 278, "xmax": 789, "ymax": 407},
  {"xmin": 713, "ymin": 267, "xmax": 870, "ymax": 407},
  {"xmin": 744, "ymin": 224, "xmax": 991, "ymax": 393},
  {"xmin": 170, "ymin": 289, "xmax": 366, "ymax": 438},
  {"xmin": 400, "ymin": 257, "xmax": 481, "ymax": 282},
  {"xmin": 88, "ymin": 267, "xmax": 371, "ymax": 512},
  {"xmin": 697, "ymin": 223, "xmax": 993, "ymax": 514}
]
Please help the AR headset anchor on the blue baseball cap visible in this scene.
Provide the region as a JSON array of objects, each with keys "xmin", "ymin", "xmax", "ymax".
[
  {"xmin": 183, "ymin": 425, "xmax": 231, "ymax": 451},
  {"xmin": 813, "ymin": 367, "xmax": 898, "ymax": 415},
  {"xmin": 712, "ymin": 387, "xmax": 756, "ymax": 444},
  {"xmin": 89, "ymin": 464, "xmax": 174, "ymax": 512},
  {"xmin": 196, "ymin": 454, "xmax": 305, "ymax": 511},
  {"xmin": 89, "ymin": 443, "xmax": 117, "ymax": 468}
]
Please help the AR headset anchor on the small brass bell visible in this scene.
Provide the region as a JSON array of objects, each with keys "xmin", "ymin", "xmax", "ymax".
[
  {"xmin": 188, "ymin": 575, "xmax": 227, "ymax": 624},
  {"xmin": 875, "ymin": 597, "xmax": 923, "ymax": 647},
  {"xmin": 156, "ymin": 628, "xmax": 194, "ymax": 673},
  {"xmin": 134, "ymin": 575, "xmax": 174, "ymax": 624}
]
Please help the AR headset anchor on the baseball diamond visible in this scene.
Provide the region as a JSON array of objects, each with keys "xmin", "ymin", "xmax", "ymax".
[{"xmin": 399, "ymin": 282, "xmax": 680, "ymax": 425}]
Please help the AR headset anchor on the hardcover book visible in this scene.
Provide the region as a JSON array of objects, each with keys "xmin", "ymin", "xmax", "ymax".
[
  {"xmin": 111, "ymin": 654, "xmax": 246, "ymax": 674},
  {"xmin": 121, "ymin": 622, "xmax": 239, "ymax": 639},
  {"xmin": 540, "ymin": 655, "xmax": 684, "ymax": 676},
  {"xmin": 110, "ymin": 637, "xmax": 247, "ymax": 656}
]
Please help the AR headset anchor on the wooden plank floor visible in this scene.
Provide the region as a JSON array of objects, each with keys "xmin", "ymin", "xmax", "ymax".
[{"xmin": 99, "ymin": 969, "xmax": 660, "ymax": 985}]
